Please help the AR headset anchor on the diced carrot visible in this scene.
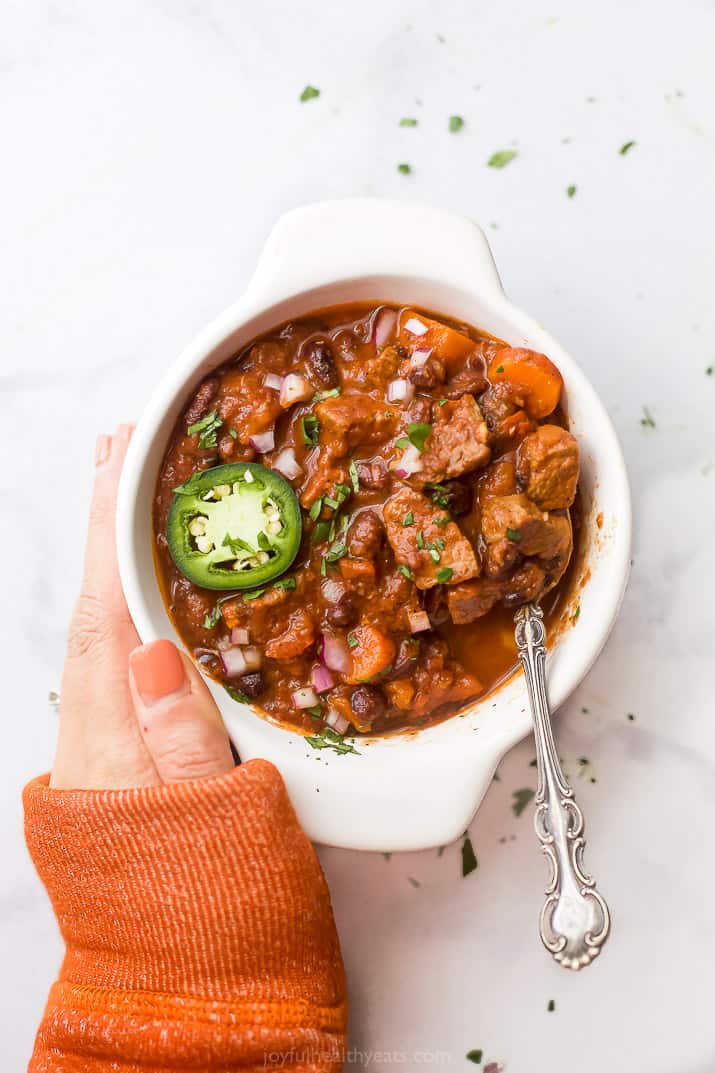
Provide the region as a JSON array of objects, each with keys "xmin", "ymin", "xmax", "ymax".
[
  {"xmin": 221, "ymin": 599, "xmax": 242, "ymax": 630},
  {"xmin": 339, "ymin": 557, "xmax": 376, "ymax": 585},
  {"xmin": 488, "ymin": 347, "xmax": 563, "ymax": 418},
  {"xmin": 346, "ymin": 625, "xmax": 396, "ymax": 684},
  {"xmin": 385, "ymin": 679, "xmax": 415, "ymax": 710},
  {"xmin": 399, "ymin": 309, "xmax": 475, "ymax": 371}
]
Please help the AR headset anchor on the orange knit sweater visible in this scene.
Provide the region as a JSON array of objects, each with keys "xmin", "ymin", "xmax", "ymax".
[{"xmin": 23, "ymin": 760, "xmax": 347, "ymax": 1072}]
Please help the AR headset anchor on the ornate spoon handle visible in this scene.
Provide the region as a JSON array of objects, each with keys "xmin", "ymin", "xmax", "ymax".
[{"xmin": 514, "ymin": 604, "xmax": 611, "ymax": 970}]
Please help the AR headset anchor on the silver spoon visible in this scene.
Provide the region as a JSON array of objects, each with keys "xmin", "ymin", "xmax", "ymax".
[{"xmin": 514, "ymin": 603, "xmax": 611, "ymax": 969}]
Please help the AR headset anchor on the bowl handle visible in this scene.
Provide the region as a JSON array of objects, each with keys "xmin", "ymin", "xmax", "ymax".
[{"xmin": 244, "ymin": 198, "xmax": 504, "ymax": 305}]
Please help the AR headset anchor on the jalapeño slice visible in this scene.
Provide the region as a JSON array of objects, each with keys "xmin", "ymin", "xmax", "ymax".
[{"xmin": 167, "ymin": 463, "xmax": 302, "ymax": 590}]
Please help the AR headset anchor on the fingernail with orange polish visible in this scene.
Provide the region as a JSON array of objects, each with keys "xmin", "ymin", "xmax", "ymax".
[
  {"xmin": 130, "ymin": 641, "xmax": 187, "ymax": 706},
  {"xmin": 94, "ymin": 434, "xmax": 112, "ymax": 467}
]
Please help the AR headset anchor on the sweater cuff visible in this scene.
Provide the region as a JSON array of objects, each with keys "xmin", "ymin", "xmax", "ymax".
[{"xmin": 24, "ymin": 759, "xmax": 346, "ymax": 1067}]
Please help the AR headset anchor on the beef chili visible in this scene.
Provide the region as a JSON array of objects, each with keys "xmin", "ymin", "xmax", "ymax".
[{"xmin": 153, "ymin": 303, "xmax": 581, "ymax": 737}]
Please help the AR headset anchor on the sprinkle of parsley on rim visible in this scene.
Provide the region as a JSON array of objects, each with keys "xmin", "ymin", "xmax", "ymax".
[
  {"xmin": 488, "ymin": 149, "xmax": 517, "ymax": 168},
  {"xmin": 300, "ymin": 414, "xmax": 320, "ymax": 446},
  {"xmin": 224, "ymin": 684, "xmax": 250, "ymax": 703},
  {"xmin": 641, "ymin": 405, "xmax": 656, "ymax": 428},
  {"xmin": 448, "ymin": 114, "xmax": 465, "ymax": 132},
  {"xmin": 466, "ymin": 1050, "xmax": 483, "ymax": 1064},
  {"xmin": 305, "ymin": 727, "xmax": 360, "ymax": 756},
  {"xmin": 397, "ymin": 162, "xmax": 412, "ymax": 174},
  {"xmin": 512, "ymin": 787, "xmax": 535, "ymax": 816},
  {"xmin": 300, "ymin": 85, "xmax": 320, "ymax": 102},
  {"xmin": 462, "ymin": 834, "xmax": 478, "ymax": 876},
  {"xmin": 566, "ymin": 184, "xmax": 577, "ymax": 198},
  {"xmin": 400, "ymin": 117, "xmax": 418, "ymax": 127},
  {"xmin": 619, "ymin": 139, "xmax": 636, "ymax": 155}
]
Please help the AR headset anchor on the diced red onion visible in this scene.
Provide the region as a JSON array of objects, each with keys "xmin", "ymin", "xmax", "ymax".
[
  {"xmin": 249, "ymin": 428, "xmax": 275, "ymax": 453},
  {"xmin": 386, "ymin": 378, "xmax": 415, "ymax": 404},
  {"xmin": 407, "ymin": 609, "xmax": 431, "ymax": 633},
  {"xmin": 292, "ymin": 686, "xmax": 319, "ymax": 709},
  {"xmin": 311, "ymin": 664, "xmax": 335, "ymax": 693},
  {"xmin": 394, "ymin": 443, "xmax": 424, "ymax": 478},
  {"xmin": 404, "ymin": 316, "xmax": 428, "ymax": 337},
  {"xmin": 374, "ymin": 308, "xmax": 398, "ymax": 349},
  {"xmin": 264, "ymin": 373, "xmax": 284, "ymax": 392},
  {"xmin": 230, "ymin": 627, "xmax": 250, "ymax": 646},
  {"xmin": 320, "ymin": 632, "xmax": 352, "ymax": 674},
  {"xmin": 325, "ymin": 708, "xmax": 351, "ymax": 735},
  {"xmin": 242, "ymin": 646, "xmax": 262, "ymax": 671},
  {"xmin": 279, "ymin": 373, "xmax": 312, "ymax": 408},
  {"xmin": 221, "ymin": 646, "xmax": 249, "ymax": 677},
  {"xmin": 272, "ymin": 447, "xmax": 303, "ymax": 480},
  {"xmin": 409, "ymin": 347, "xmax": 432, "ymax": 370}
]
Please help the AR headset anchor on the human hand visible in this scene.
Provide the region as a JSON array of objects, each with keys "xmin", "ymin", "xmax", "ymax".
[{"xmin": 51, "ymin": 424, "xmax": 235, "ymax": 789}]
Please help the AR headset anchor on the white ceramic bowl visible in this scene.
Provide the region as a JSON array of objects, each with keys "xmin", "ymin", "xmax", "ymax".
[{"xmin": 116, "ymin": 198, "xmax": 631, "ymax": 853}]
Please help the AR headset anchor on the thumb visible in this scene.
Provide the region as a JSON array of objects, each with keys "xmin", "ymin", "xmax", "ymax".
[{"xmin": 129, "ymin": 640, "xmax": 235, "ymax": 784}]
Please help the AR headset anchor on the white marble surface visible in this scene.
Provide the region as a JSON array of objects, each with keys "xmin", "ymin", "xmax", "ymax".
[{"xmin": 2, "ymin": 1, "xmax": 714, "ymax": 1069}]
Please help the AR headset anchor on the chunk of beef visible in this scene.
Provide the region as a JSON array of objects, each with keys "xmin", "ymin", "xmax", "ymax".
[
  {"xmin": 516, "ymin": 424, "xmax": 579, "ymax": 510},
  {"xmin": 446, "ymin": 562, "xmax": 548, "ymax": 624},
  {"xmin": 481, "ymin": 494, "xmax": 572, "ymax": 562},
  {"xmin": 478, "ymin": 457, "xmax": 517, "ymax": 500},
  {"xmin": 264, "ymin": 609, "xmax": 316, "ymax": 660},
  {"xmin": 413, "ymin": 395, "xmax": 490, "ymax": 486},
  {"xmin": 316, "ymin": 394, "xmax": 396, "ymax": 453},
  {"xmin": 499, "ymin": 561, "xmax": 547, "ymax": 607},
  {"xmin": 480, "ymin": 382, "xmax": 535, "ymax": 451},
  {"xmin": 183, "ymin": 377, "xmax": 219, "ymax": 427},
  {"xmin": 383, "ymin": 487, "xmax": 479, "ymax": 589},
  {"xmin": 407, "ymin": 354, "xmax": 446, "ymax": 389},
  {"xmin": 346, "ymin": 509, "xmax": 384, "ymax": 559}
]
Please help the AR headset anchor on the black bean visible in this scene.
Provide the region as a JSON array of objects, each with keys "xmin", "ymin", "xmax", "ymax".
[
  {"xmin": 304, "ymin": 340, "xmax": 339, "ymax": 387},
  {"xmin": 407, "ymin": 355, "xmax": 446, "ymax": 389},
  {"xmin": 237, "ymin": 671, "xmax": 265, "ymax": 698},
  {"xmin": 184, "ymin": 377, "xmax": 219, "ymax": 427},
  {"xmin": 325, "ymin": 594, "xmax": 357, "ymax": 628},
  {"xmin": 346, "ymin": 510, "xmax": 384, "ymax": 559},
  {"xmin": 350, "ymin": 685, "xmax": 386, "ymax": 724}
]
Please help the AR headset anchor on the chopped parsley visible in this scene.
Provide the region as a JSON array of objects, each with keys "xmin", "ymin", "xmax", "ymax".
[
  {"xmin": 224, "ymin": 684, "xmax": 250, "ymax": 703},
  {"xmin": 398, "ymin": 564, "xmax": 414, "ymax": 580},
  {"xmin": 427, "ymin": 483, "xmax": 451, "ymax": 508},
  {"xmin": 488, "ymin": 149, "xmax": 517, "ymax": 168},
  {"xmin": 397, "ymin": 162, "xmax": 412, "ymax": 174},
  {"xmin": 416, "ymin": 529, "xmax": 425, "ymax": 549},
  {"xmin": 305, "ymin": 727, "xmax": 360, "ymax": 755},
  {"xmin": 641, "ymin": 406, "xmax": 656, "ymax": 428},
  {"xmin": 307, "ymin": 703, "xmax": 322, "ymax": 719},
  {"xmin": 619, "ymin": 140, "xmax": 636, "ymax": 155},
  {"xmin": 187, "ymin": 410, "xmax": 223, "ymax": 449},
  {"xmin": 313, "ymin": 387, "xmax": 341, "ymax": 401},
  {"xmin": 203, "ymin": 605, "xmax": 222, "ymax": 629},
  {"xmin": 548, "ymin": 999, "xmax": 556, "ymax": 1012},
  {"xmin": 242, "ymin": 587, "xmax": 267, "ymax": 602},
  {"xmin": 461, "ymin": 834, "xmax": 478, "ymax": 877},
  {"xmin": 448, "ymin": 114, "xmax": 465, "ymax": 132},
  {"xmin": 566, "ymin": 184, "xmax": 577, "ymax": 198},
  {"xmin": 506, "ymin": 527, "xmax": 522, "ymax": 542},
  {"xmin": 438, "ymin": 398, "xmax": 448, "ymax": 407},
  {"xmin": 400, "ymin": 116, "xmax": 418, "ymax": 127},
  {"xmin": 512, "ymin": 787, "xmax": 535, "ymax": 817},
  {"xmin": 433, "ymin": 514, "xmax": 450, "ymax": 528},
  {"xmin": 395, "ymin": 436, "xmax": 410, "ymax": 449},
  {"xmin": 402, "ymin": 511, "xmax": 414, "ymax": 526},
  {"xmin": 300, "ymin": 414, "xmax": 321, "ymax": 446},
  {"xmin": 349, "ymin": 457, "xmax": 360, "ymax": 493},
  {"xmin": 436, "ymin": 566, "xmax": 453, "ymax": 583},
  {"xmin": 228, "ymin": 427, "xmax": 238, "ymax": 439},
  {"xmin": 706, "ymin": 365, "xmax": 713, "ymax": 376},
  {"xmin": 312, "ymin": 520, "xmax": 331, "ymax": 544},
  {"xmin": 573, "ymin": 605, "xmax": 581, "ymax": 621},
  {"xmin": 428, "ymin": 546, "xmax": 441, "ymax": 563},
  {"xmin": 325, "ymin": 541, "xmax": 347, "ymax": 563},
  {"xmin": 466, "ymin": 1050, "xmax": 483, "ymax": 1065},
  {"xmin": 407, "ymin": 422, "xmax": 432, "ymax": 451},
  {"xmin": 273, "ymin": 576, "xmax": 296, "ymax": 592},
  {"xmin": 495, "ymin": 364, "xmax": 505, "ymax": 373},
  {"xmin": 347, "ymin": 633, "xmax": 359, "ymax": 649},
  {"xmin": 309, "ymin": 497, "xmax": 323, "ymax": 521},
  {"xmin": 324, "ymin": 496, "xmax": 339, "ymax": 510},
  {"xmin": 300, "ymin": 85, "xmax": 320, "ymax": 102},
  {"xmin": 173, "ymin": 471, "xmax": 207, "ymax": 496}
]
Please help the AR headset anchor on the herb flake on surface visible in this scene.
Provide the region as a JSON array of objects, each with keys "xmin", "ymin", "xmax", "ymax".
[
  {"xmin": 273, "ymin": 576, "xmax": 296, "ymax": 592},
  {"xmin": 407, "ymin": 422, "xmax": 432, "ymax": 451},
  {"xmin": 488, "ymin": 149, "xmax": 517, "ymax": 168},
  {"xmin": 305, "ymin": 727, "xmax": 360, "ymax": 755},
  {"xmin": 224, "ymin": 684, "xmax": 250, "ymax": 704},
  {"xmin": 641, "ymin": 405, "xmax": 656, "ymax": 428},
  {"xmin": 349, "ymin": 457, "xmax": 360, "ymax": 493},
  {"xmin": 461, "ymin": 834, "xmax": 478, "ymax": 877},
  {"xmin": 548, "ymin": 999, "xmax": 556, "ymax": 1012},
  {"xmin": 398, "ymin": 564, "xmax": 413, "ymax": 580},
  {"xmin": 400, "ymin": 117, "xmax": 418, "ymax": 127},
  {"xmin": 397, "ymin": 162, "xmax": 412, "ymax": 174},
  {"xmin": 466, "ymin": 1050, "xmax": 483, "ymax": 1065},
  {"xmin": 203, "ymin": 605, "xmax": 222, "ymax": 629},
  {"xmin": 448, "ymin": 114, "xmax": 465, "ymax": 132},
  {"xmin": 242, "ymin": 587, "xmax": 267, "ymax": 602},
  {"xmin": 403, "ymin": 511, "xmax": 414, "ymax": 526},
  {"xmin": 300, "ymin": 85, "xmax": 320, "ymax": 102},
  {"xmin": 300, "ymin": 414, "xmax": 320, "ymax": 446},
  {"xmin": 436, "ymin": 566, "xmax": 453, "ymax": 583},
  {"xmin": 619, "ymin": 140, "xmax": 636, "ymax": 155},
  {"xmin": 187, "ymin": 410, "xmax": 223, "ymax": 449},
  {"xmin": 506, "ymin": 526, "xmax": 522, "ymax": 542},
  {"xmin": 566, "ymin": 184, "xmax": 577, "ymax": 198},
  {"xmin": 512, "ymin": 787, "xmax": 535, "ymax": 816}
]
